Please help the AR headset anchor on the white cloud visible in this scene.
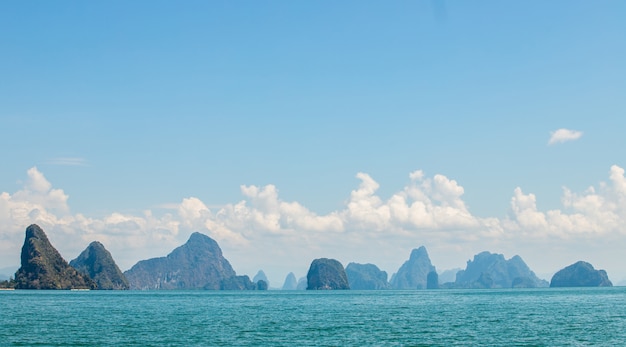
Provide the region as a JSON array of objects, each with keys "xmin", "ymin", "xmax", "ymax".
[
  {"xmin": 344, "ymin": 173, "xmax": 391, "ymax": 231},
  {"xmin": 4, "ymin": 165, "xmax": 626, "ymax": 284},
  {"xmin": 386, "ymin": 172, "xmax": 492, "ymax": 232},
  {"xmin": 548, "ymin": 128, "xmax": 583, "ymax": 145},
  {"xmin": 505, "ymin": 165, "xmax": 626, "ymax": 237}
]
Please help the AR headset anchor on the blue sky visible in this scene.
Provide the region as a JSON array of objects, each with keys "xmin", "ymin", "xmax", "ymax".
[{"xmin": 1, "ymin": 1, "xmax": 626, "ymax": 285}]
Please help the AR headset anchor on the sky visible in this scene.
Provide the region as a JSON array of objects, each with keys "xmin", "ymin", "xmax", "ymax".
[{"xmin": 1, "ymin": 1, "xmax": 626, "ymax": 286}]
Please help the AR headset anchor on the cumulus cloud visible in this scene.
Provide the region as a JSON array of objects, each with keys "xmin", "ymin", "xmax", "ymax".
[
  {"xmin": 548, "ymin": 128, "xmax": 583, "ymax": 145},
  {"xmin": 384, "ymin": 171, "xmax": 499, "ymax": 233},
  {"xmin": 505, "ymin": 165, "xmax": 626, "ymax": 237},
  {"xmin": 216, "ymin": 184, "xmax": 343, "ymax": 234}
]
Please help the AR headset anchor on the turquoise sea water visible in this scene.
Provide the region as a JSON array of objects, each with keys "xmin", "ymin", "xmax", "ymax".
[{"xmin": 2, "ymin": 288, "xmax": 626, "ymax": 346}]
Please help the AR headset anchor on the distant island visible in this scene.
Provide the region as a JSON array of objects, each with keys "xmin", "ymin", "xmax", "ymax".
[
  {"xmin": 0, "ymin": 224, "xmax": 615, "ymax": 291},
  {"xmin": 346, "ymin": 263, "xmax": 390, "ymax": 290},
  {"xmin": 390, "ymin": 246, "xmax": 436, "ymax": 289},
  {"xmin": 445, "ymin": 251, "xmax": 548, "ymax": 289},
  {"xmin": 123, "ymin": 232, "xmax": 263, "ymax": 290},
  {"xmin": 306, "ymin": 258, "xmax": 349, "ymax": 290},
  {"xmin": 550, "ymin": 261, "xmax": 612, "ymax": 287}
]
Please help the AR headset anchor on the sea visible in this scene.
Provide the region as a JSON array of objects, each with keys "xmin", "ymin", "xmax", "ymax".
[{"xmin": 2, "ymin": 288, "xmax": 626, "ymax": 346}]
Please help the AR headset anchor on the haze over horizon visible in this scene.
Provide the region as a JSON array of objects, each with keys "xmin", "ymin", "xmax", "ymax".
[{"xmin": 2, "ymin": 1, "xmax": 625, "ymax": 285}]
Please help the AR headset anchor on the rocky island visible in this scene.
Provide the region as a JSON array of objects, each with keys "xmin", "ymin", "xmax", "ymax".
[
  {"xmin": 253, "ymin": 270, "xmax": 269, "ymax": 290},
  {"xmin": 390, "ymin": 246, "xmax": 436, "ymax": 289},
  {"xmin": 70, "ymin": 241, "xmax": 129, "ymax": 290},
  {"xmin": 14, "ymin": 224, "xmax": 96, "ymax": 290},
  {"xmin": 451, "ymin": 251, "xmax": 548, "ymax": 289},
  {"xmin": 550, "ymin": 261, "xmax": 612, "ymax": 287},
  {"xmin": 124, "ymin": 232, "xmax": 257, "ymax": 290},
  {"xmin": 345, "ymin": 262, "xmax": 390, "ymax": 290},
  {"xmin": 281, "ymin": 272, "xmax": 298, "ymax": 290},
  {"xmin": 306, "ymin": 258, "xmax": 349, "ymax": 290}
]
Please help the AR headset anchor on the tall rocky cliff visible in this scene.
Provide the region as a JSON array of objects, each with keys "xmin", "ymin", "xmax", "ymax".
[
  {"xmin": 124, "ymin": 232, "xmax": 254, "ymax": 290},
  {"xmin": 454, "ymin": 252, "xmax": 547, "ymax": 288},
  {"xmin": 70, "ymin": 241, "xmax": 129, "ymax": 290},
  {"xmin": 15, "ymin": 224, "xmax": 96, "ymax": 290},
  {"xmin": 345, "ymin": 263, "xmax": 390, "ymax": 290},
  {"xmin": 306, "ymin": 258, "xmax": 350, "ymax": 290},
  {"xmin": 390, "ymin": 246, "xmax": 436, "ymax": 289},
  {"xmin": 550, "ymin": 261, "xmax": 612, "ymax": 287}
]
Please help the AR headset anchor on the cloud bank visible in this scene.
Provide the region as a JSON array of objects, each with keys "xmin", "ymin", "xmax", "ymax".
[
  {"xmin": 548, "ymin": 128, "xmax": 583, "ymax": 145},
  {"xmin": 2, "ymin": 166, "xmax": 626, "ymax": 283}
]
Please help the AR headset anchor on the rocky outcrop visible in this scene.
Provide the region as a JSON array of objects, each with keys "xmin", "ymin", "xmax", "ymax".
[
  {"xmin": 282, "ymin": 272, "xmax": 298, "ymax": 290},
  {"xmin": 550, "ymin": 261, "xmax": 612, "ymax": 287},
  {"xmin": 253, "ymin": 270, "xmax": 269, "ymax": 288},
  {"xmin": 256, "ymin": 280, "xmax": 268, "ymax": 290},
  {"xmin": 345, "ymin": 263, "xmax": 390, "ymax": 290},
  {"xmin": 390, "ymin": 246, "xmax": 436, "ymax": 289},
  {"xmin": 14, "ymin": 224, "xmax": 96, "ymax": 290},
  {"xmin": 124, "ymin": 232, "xmax": 253, "ymax": 290},
  {"xmin": 427, "ymin": 271, "xmax": 439, "ymax": 289},
  {"xmin": 70, "ymin": 241, "xmax": 129, "ymax": 290},
  {"xmin": 455, "ymin": 252, "xmax": 547, "ymax": 289},
  {"xmin": 306, "ymin": 258, "xmax": 349, "ymax": 290}
]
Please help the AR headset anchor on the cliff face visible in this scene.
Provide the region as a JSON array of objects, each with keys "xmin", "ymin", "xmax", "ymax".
[
  {"xmin": 426, "ymin": 271, "xmax": 439, "ymax": 289},
  {"xmin": 390, "ymin": 246, "xmax": 436, "ymax": 289},
  {"xmin": 455, "ymin": 252, "xmax": 547, "ymax": 289},
  {"xmin": 124, "ymin": 232, "xmax": 251, "ymax": 290},
  {"xmin": 550, "ymin": 261, "xmax": 613, "ymax": 287},
  {"xmin": 70, "ymin": 241, "xmax": 129, "ymax": 290},
  {"xmin": 15, "ymin": 224, "xmax": 96, "ymax": 290},
  {"xmin": 345, "ymin": 263, "xmax": 390, "ymax": 290},
  {"xmin": 306, "ymin": 258, "xmax": 350, "ymax": 290}
]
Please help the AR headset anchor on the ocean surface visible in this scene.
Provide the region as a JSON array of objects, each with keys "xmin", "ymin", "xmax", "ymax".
[{"xmin": 2, "ymin": 288, "xmax": 626, "ymax": 346}]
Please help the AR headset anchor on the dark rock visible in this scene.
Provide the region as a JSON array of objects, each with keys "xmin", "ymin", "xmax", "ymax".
[
  {"xmin": 390, "ymin": 246, "xmax": 436, "ymax": 289},
  {"xmin": 255, "ymin": 279, "xmax": 268, "ymax": 290},
  {"xmin": 306, "ymin": 258, "xmax": 350, "ymax": 290},
  {"xmin": 15, "ymin": 224, "xmax": 96, "ymax": 290},
  {"xmin": 253, "ymin": 270, "xmax": 269, "ymax": 287},
  {"xmin": 427, "ymin": 271, "xmax": 439, "ymax": 289},
  {"xmin": 345, "ymin": 263, "xmax": 390, "ymax": 290},
  {"xmin": 282, "ymin": 272, "xmax": 298, "ymax": 290},
  {"xmin": 455, "ymin": 251, "xmax": 547, "ymax": 289},
  {"xmin": 70, "ymin": 241, "xmax": 129, "ymax": 290},
  {"xmin": 124, "ymin": 232, "xmax": 248, "ymax": 290},
  {"xmin": 550, "ymin": 261, "xmax": 612, "ymax": 287}
]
